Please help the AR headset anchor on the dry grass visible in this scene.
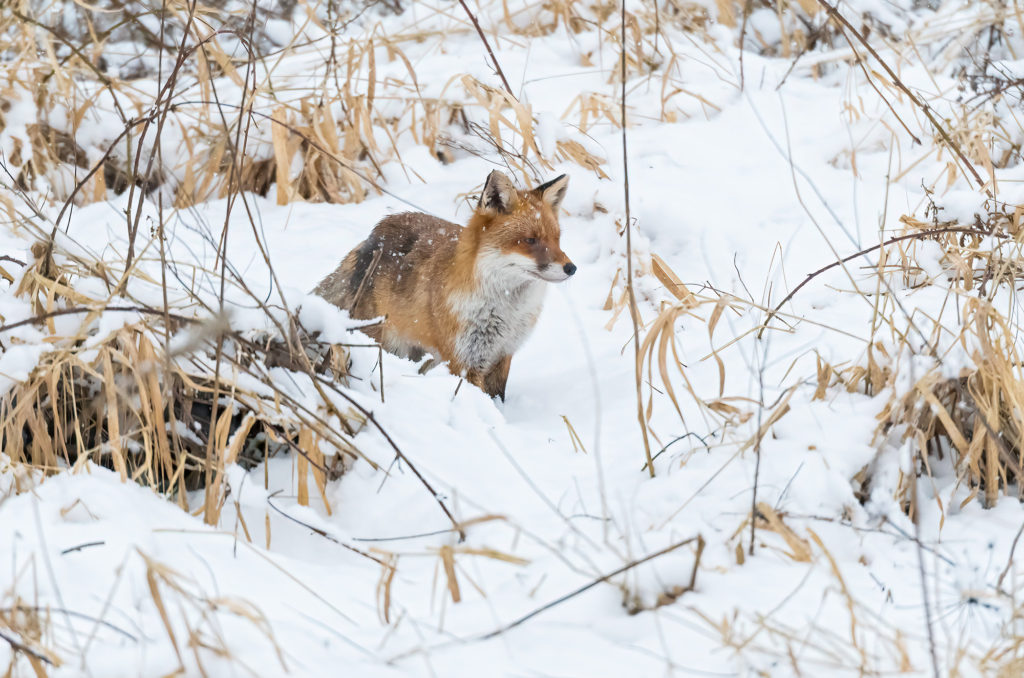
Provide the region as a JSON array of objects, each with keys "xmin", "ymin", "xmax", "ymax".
[
  {"xmin": 7, "ymin": 0, "xmax": 1024, "ymax": 675},
  {"xmin": 694, "ymin": 526, "xmax": 920, "ymax": 675},
  {"xmin": 0, "ymin": 0, "xmax": 721, "ymax": 510},
  {"xmin": 140, "ymin": 549, "xmax": 288, "ymax": 675},
  {"xmin": 0, "ymin": 597, "xmax": 60, "ymax": 675},
  {"xmin": 784, "ymin": 211, "xmax": 1024, "ymax": 512},
  {"xmin": 639, "ymin": 210, "xmax": 1024, "ymax": 511},
  {"xmin": 0, "ymin": 0, "xmax": 777, "ymax": 216},
  {"xmin": 0, "ymin": 0, "xmax": 639, "ymax": 507},
  {"xmin": 0, "ymin": 0, "xmax": 644, "ymax": 217},
  {"xmin": 870, "ymin": 299, "xmax": 1024, "ymax": 509},
  {"xmin": 1, "ymin": 5, "xmax": 616, "ymax": 670},
  {"xmin": 0, "ymin": 221, "xmax": 365, "ymax": 673},
  {"xmin": 625, "ymin": 9, "xmax": 1024, "ymax": 667},
  {"xmin": 0, "ymin": 236, "xmax": 360, "ymax": 512}
]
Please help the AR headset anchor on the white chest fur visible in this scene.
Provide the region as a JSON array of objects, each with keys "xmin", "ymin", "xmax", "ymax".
[{"xmin": 449, "ymin": 250, "xmax": 546, "ymax": 372}]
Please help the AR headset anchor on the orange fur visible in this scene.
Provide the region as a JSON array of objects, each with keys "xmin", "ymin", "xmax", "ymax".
[{"xmin": 315, "ymin": 171, "xmax": 574, "ymax": 399}]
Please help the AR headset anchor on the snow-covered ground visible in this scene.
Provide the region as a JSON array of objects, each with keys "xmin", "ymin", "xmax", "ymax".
[{"xmin": 3, "ymin": 0, "xmax": 1024, "ymax": 675}]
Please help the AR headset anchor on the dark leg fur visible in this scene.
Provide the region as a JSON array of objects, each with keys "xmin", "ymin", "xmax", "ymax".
[{"xmin": 482, "ymin": 356, "xmax": 512, "ymax": 401}]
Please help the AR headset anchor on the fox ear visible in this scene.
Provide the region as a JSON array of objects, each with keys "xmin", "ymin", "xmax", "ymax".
[
  {"xmin": 478, "ymin": 170, "xmax": 517, "ymax": 213},
  {"xmin": 534, "ymin": 174, "xmax": 569, "ymax": 212}
]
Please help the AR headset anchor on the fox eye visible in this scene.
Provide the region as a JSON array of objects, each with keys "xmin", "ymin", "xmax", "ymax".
[{"xmin": 523, "ymin": 237, "xmax": 538, "ymax": 245}]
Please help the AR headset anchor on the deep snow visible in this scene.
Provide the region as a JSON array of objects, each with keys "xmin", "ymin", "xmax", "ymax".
[{"xmin": 3, "ymin": 0, "xmax": 1024, "ymax": 676}]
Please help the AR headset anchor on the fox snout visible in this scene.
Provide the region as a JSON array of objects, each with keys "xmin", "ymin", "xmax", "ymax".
[
  {"xmin": 534, "ymin": 257, "xmax": 576, "ymax": 282},
  {"xmin": 525, "ymin": 239, "xmax": 576, "ymax": 282}
]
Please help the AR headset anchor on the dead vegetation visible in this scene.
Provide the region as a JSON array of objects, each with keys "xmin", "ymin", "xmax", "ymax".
[
  {"xmin": 0, "ymin": 0, "xmax": 630, "ymax": 216},
  {"xmin": 0, "ymin": 0, "xmax": 731, "ymax": 509},
  {"xmin": 1, "ymin": 232, "xmax": 361, "ymax": 510},
  {"xmin": 0, "ymin": 3, "xmax": 643, "ymax": 671},
  {"xmin": 841, "ymin": 211, "xmax": 1024, "ymax": 512},
  {"xmin": 0, "ymin": 0, "xmax": 647, "ymax": 501},
  {"xmin": 7, "ymin": 0, "xmax": 1024, "ymax": 675},
  {"xmin": 641, "ymin": 207, "xmax": 1024, "ymax": 503},
  {"xmin": 618, "ymin": 3, "xmax": 1024, "ymax": 665},
  {"xmin": 634, "ymin": 196, "xmax": 1024, "ymax": 671}
]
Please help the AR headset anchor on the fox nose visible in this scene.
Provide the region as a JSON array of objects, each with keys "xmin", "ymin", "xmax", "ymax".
[{"xmin": 563, "ymin": 262, "xmax": 577, "ymax": 276}]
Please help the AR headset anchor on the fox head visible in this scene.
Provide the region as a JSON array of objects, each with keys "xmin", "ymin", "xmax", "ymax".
[{"xmin": 472, "ymin": 170, "xmax": 575, "ymax": 283}]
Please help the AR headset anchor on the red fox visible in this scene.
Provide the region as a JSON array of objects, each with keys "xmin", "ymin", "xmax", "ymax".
[{"xmin": 315, "ymin": 170, "xmax": 574, "ymax": 400}]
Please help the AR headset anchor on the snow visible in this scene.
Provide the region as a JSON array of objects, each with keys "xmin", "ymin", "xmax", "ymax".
[{"xmin": 3, "ymin": 0, "xmax": 1024, "ymax": 676}]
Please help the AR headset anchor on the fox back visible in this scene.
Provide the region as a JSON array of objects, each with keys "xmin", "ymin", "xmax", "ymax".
[{"xmin": 315, "ymin": 170, "xmax": 573, "ymax": 399}]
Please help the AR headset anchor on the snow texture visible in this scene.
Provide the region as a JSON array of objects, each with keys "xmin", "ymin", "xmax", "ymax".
[{"xmin": 3, "ymin": 0, "xmax": 1024, "ymax": 676}]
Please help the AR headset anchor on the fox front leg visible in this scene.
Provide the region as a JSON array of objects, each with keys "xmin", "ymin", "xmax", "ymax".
[{"xmin": 482, "ymin": 355, "xmax": 512, "ymax": 401}]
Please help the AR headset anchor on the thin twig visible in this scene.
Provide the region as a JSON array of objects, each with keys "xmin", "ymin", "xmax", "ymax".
[
  {"xmin": 997, "ymin": 520, "xmax": 1024, "ymax": 592},
  {"xmin": 60, "ymin": 541, "xmax": 105, "ymax": 555},
  {"xmin": 457, "ymin": 0, "xmax": 515, "ymax": 98},
  {"xmin": 0, "ymin": 629, "xmax": 53, "ymax": 666},
  {"xmin": 352, "ymin": 527, "xmax": 459, "ymax": 542},
  {"xmin": 0, "ymin": 305, "xmax": 195, "ymax": 335},
  {"xmin": 738, "ymin": 0, "xmax": 752, "ymax": 90},
  {"xmin": 815, "ymin": 0, "xmax": 986, "ymax": 190},
  {"xmin": 620, "ymin": 2, "xmax": 655, "ymax": 478},
  {"xmin": 2, "ymin": 606, "xmax": 137, "ymax": 642},
  {"xmin": 758, "ymin": 227, "xmax": 1006, "ymax": 339},
  {"xmin": 51, "ymin": 115, "xmax": 153, "ymax": 231},
  {"xmin": 910, "ymin": 470, "xmax": 941, "ymax": 678},
  {"xmin": 266, "ymin": 491, "xmax": 389, "ymax": 566},
  {"xmin": 749, "ymin": 341, "xmax": 766, "ymax": 556},
  {"xmin": 480, "ymin": 535, "xmax": 703, "ymax": 640},
  {"xmin": 0, "ymin": 255, "xmax": 27, "ymax": 267},
  {"xmin": 640, "ymin": 432, "xmax": 710, "ymax": 472},
  {"xmin": 326, "ymin": 385, "xmax": 467, "ymax": 542},
  {"xmin": 200, "ymin": 2, "xmax": 259, "ymax": 524},
  {"xmin": 123, "ymin": 0, "xmax": 203, "ymax": 271}
]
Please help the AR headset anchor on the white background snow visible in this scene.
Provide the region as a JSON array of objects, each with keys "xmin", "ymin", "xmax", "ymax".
[{"xmin": 3, "ymin": 0, "xmax": 1024, "ymax": 676}]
